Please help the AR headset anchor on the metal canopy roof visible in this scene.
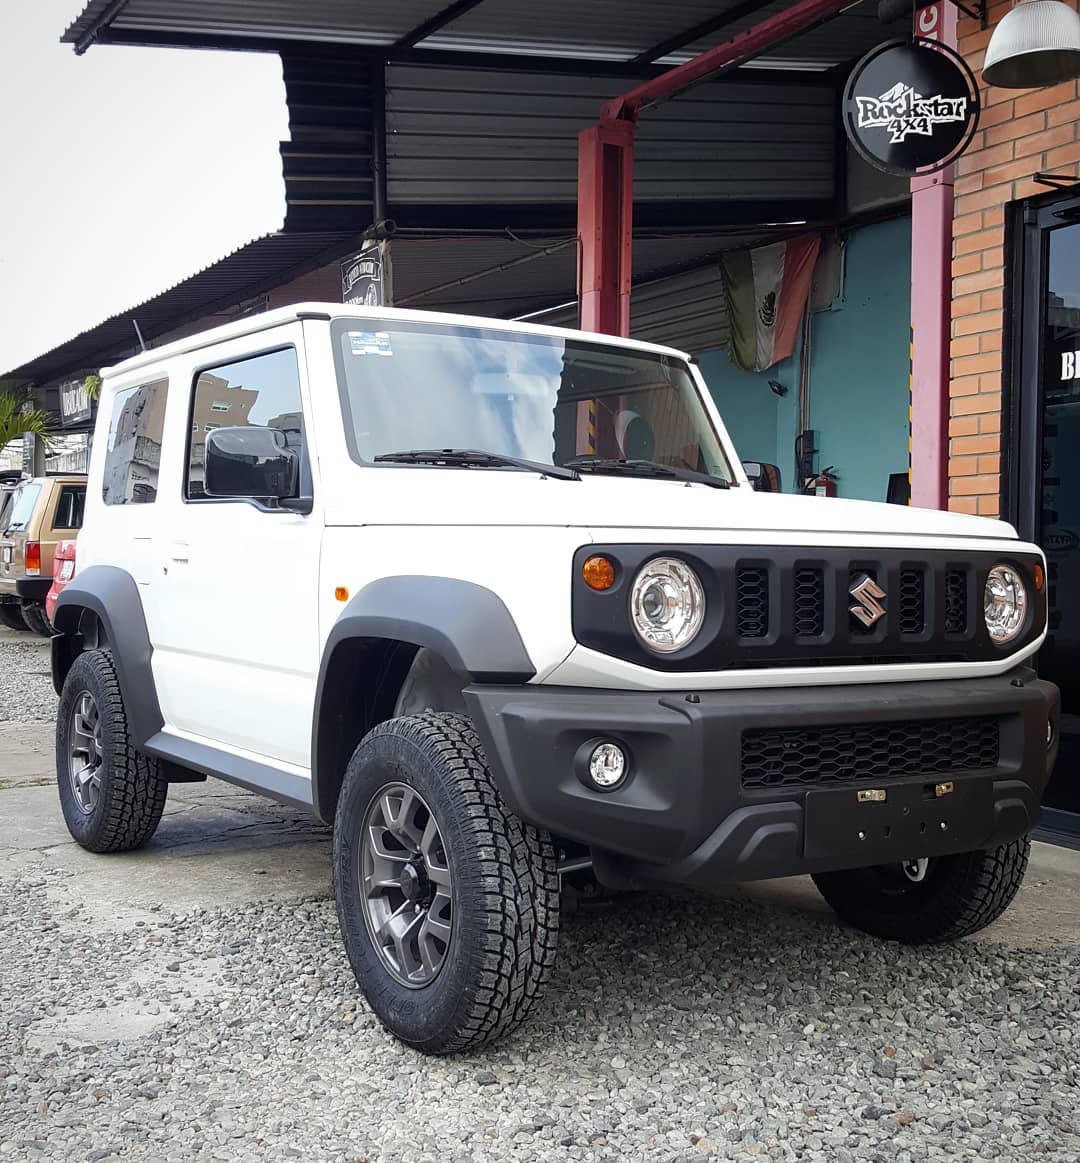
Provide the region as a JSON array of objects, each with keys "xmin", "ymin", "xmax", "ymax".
[
  {"xmin": 6, "ymin": 225, "xmax": 769, "ymax": 385},
  {"xmin": 65, "ymin": 0, "xmax": 903, "ymax": 69}
]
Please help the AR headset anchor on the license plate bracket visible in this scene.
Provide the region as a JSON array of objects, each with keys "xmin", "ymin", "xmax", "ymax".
[{"xmin": 804, "ymin": 778, "xmax": 994, "ymax": 862}]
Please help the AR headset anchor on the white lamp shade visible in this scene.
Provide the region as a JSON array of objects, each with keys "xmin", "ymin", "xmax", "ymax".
[{"xmin": 982, "ymin": 0, "xmax": 1080, "ymax": 88}]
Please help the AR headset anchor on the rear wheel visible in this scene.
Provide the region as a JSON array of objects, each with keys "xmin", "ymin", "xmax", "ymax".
[
  {"xmin": 56, "ymin": 649, "xmax": 168, "ymax": 853},
  {"xmin": 20, "ymin": 600, "xmax": 52, "ymax": 637},
  {"xmin": 812, "ymin": 838, "xmax": 1030, "ymax": 944},
  {"xmin": 333, "ymin": 712, "xmax": 559, "ymax": 1054},
  {"xmin": 0, "ymin": 603, "xmax": 25, "ymax": 630}
]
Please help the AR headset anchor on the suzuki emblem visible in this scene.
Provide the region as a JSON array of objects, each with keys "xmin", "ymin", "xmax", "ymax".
[{"xmin": 849, "ymin": 574, "xmax": 887, "ymax": 628}]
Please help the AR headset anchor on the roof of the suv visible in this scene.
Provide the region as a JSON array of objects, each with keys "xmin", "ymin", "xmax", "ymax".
[{"xmin": 101, "ymin": 303, "xmax": 692, "ymax": 379}]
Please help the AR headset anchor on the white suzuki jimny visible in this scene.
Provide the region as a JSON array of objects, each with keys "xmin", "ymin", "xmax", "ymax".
[{"xmin": 52, "ymin": 304, "xmax": 1058, "ymax": 1053}]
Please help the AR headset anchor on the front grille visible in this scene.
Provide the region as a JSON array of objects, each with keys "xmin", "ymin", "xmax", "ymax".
[
  {"xmin": 793, "ymin": 568, "xmax": 824, "ymax": 637},
  {"xmin": 741, "ymin": 716, "xmax": 1000, "ymax": 789},
  {"xmin": 572, "ymin": 545, "xmax": 1043, "ymax": 673},
  {"xmin": 736, "ymin": 567, "xmax": 769, "ymax": 638},
  {"xmin": 945, "ymin": 568, "xmax": 968, "ymax": 634},
  {"xmin": 899, "ymin": 568, "xmax": 925, "ymax": 636}
]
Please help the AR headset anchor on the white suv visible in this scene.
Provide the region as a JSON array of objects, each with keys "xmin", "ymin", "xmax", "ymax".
[{"xmin": 52, "ymin": 304, "xmax": 1058, "ymax": 1053}]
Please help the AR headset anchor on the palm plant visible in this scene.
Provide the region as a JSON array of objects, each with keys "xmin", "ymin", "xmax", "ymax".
[{"xmin": 0, "ymin": 390, "xmax": 52, "ymax": 457}]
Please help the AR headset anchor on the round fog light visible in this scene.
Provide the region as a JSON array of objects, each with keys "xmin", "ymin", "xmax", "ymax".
[{"xmin": 588, "ymin": 742, "xmax": 627, "ymax": 790}]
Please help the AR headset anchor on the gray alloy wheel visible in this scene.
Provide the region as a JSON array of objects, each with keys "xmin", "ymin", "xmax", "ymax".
[
  {"xmin": 67, "ymin": 690, "xmax": 103, "ymax": 814},
  {"xmin": 359, "ymin": 782, "xmax": 453, "ymax": 987}
]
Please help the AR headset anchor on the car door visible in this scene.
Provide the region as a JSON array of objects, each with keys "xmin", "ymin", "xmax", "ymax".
[{"xmin": 149, "ymin": 326, "xmax": 322, "ymax": 772}]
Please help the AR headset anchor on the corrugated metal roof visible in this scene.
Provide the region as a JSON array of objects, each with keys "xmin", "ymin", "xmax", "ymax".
[
  {"xmin": 422, "ymin": 0, "xmax": 744, "ymax": 61},
  {"xmin": 64, "ymin": 0, "xmax": 451, "ymax": 48},
  {"xmin": 390, "ymin": 232, "xmax": 757, "ymax": 321},
  {"xmin": 387, "ymin": 65, "xmax": 833, "ymax": 206},
  {"xmin": 279, "ymin": 48, "xmax": 375, "ymax": 230},
  {"xmin": 6, "ymin": 227, "xmax": 756, "ymax": 385},
  {"xmin": 541, "ymin": 263, "xmax": 729, "ymax": 355},
  {"xmin": 64, "ymin": 0, "xmax": 902, "ymax": 71},
  {"xmin": 6, "ymin": 232, "xmax": 356, "ymax": 384}
]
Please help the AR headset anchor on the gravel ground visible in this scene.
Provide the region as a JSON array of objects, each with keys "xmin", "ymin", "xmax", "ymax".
[
  {"xmin": 2, "ymin": 880, "xmax": 1078, "ymax": 1162},
  {"xmin": 2, "ymin": 627, "xmax": 1079, "ymax": 1161},
  {"xmin": 0, "ymin": 627, "xmax": 54, "ymax": 721}
]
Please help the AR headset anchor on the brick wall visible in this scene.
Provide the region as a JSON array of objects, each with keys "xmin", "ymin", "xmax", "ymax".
[{"xmin": 950, "ymin": 0, "xmax": 1080, "ymax": 516}]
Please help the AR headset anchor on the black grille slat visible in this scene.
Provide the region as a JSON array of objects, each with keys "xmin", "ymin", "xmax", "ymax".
[
  {"xmin": 944, "ymin": 568, "xmax": 968, "ymax": 634},
  {"xmin": 899, "ymin": 568, "xmax": 926, "ymax": 636},
  {"xmin": 741, "ymin": 716, "xmax": 1000, "ymax": 789},
  {"xmin": 736, "ymin": 567, "xmax": 769, "ymax": 638},
  {"xmin": 793, "ymin": 568, "xmax": 824, "ymax": 637}
]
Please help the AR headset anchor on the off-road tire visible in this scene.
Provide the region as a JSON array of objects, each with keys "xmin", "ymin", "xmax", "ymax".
[
  {"xmin": 812, "ymin": 838, "xmax": 1031, "ymax": 945},
  {"xmin": 0, "ymin": 603, "xmax": 26, "ymax": 630},
  {"xmin": 56, "ymin": 649, "xmax": 168, "ymax": 853},
  {"xmin": 333, "ymin": 712, "xmax": 559, "ymax": 1054},
  {"xmin": 20, "ymin": 600, "xmax": 52, "ymax": 637}
]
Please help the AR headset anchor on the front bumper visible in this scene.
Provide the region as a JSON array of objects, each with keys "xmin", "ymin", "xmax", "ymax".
[{"xmin": 464, "ymin": 668, "xmax": 1059, "ymax": 888}]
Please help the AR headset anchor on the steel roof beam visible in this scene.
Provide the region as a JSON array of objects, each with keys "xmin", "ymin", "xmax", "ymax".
[
  {"xmin": 630, "ymin": 0, "xmax": 773, "ymax": 65},
  {"xmin": 393, "ymin": 0, "xmax": 490, "ymax": 50},
  {"xmin": 604, "ymin": 0, "xmax": 856, "ymax": 121}
]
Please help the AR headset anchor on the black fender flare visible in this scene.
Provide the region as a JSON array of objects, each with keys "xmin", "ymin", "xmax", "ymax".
[
  {"xmin": 52, "ymin": 565, "xmax": 164, "ymax": 748},
  {"xmin": 311, "ymin": 575, "xmax": 535, "ymax": 821}
]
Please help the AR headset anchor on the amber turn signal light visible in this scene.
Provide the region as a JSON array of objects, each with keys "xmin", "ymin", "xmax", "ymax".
[
  {"xmin": 1033, "ymin": 563, "xmax": 1045, "ymax": 592},
  {"xmin": 335, "ymin": 586, "xmax": 349, "ymax": 603},
  {"xmin": 582, "ymin": 555, "xmax": 616, "ymax": 591}
]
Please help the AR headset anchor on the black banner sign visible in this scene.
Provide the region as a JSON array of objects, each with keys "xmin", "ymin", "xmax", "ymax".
[
  {"xmin": 843, "ymin": 39, "xmax": 979, "ymax": 177},
  {"xmin": 341, "ymin": 241, "xmax": 392, "ymax": 307}
]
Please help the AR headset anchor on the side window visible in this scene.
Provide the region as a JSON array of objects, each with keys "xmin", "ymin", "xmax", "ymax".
[
  {"xmin": 52, "ymin": 485, "xmax": 86, "ymax": 530},
  {"xmin": 186, "ymin": 348, "xmax": 305, "ymax": 500},
  {"xmin": 102, "ymin": 379, "xmax": 168, "ymax": 506}
]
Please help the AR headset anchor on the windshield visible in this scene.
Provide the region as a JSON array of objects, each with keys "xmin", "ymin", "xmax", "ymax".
[
  {"xmin": 5, "ymin": 483, "xmax": 41, "ymax": 534},
  {"xmin": 331, "ymin": 320, "xmax": 734, "ymax": 483}
]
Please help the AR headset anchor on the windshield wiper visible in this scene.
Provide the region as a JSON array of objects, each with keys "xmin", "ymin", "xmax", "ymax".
[
  {"xmin": 562, "ymin": 456, "xmax": 730, "ymax": 489},
  {"xmin": 374, "ymin": 448, "xmax": 580, "ymax": 481}
]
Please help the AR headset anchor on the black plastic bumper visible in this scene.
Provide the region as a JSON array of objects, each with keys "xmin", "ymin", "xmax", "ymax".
[
  {"xmin": 15, "ymin": 578, "xmax": 50, "ymax": 601},
  {"xmin": 464, "ymin": 668, "xmax": 1059, "ymax": 888}
]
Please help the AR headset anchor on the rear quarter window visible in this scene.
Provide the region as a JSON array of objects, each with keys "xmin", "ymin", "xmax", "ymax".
[
  {"xmin": 52, "ymin": 485, "xmax": 86, "ymax": 530},
  {"xmin": 102, "ymin": 379, "xmax": 168, "ymax": 506}
]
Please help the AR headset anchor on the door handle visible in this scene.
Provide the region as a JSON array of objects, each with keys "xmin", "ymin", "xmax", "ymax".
[{"xmin": 168, "ymin": 541, "xmax": 190, "ymax": 562}]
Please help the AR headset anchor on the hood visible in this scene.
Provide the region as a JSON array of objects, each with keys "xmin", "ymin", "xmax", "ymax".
[{"xmin": 329, "ymin": 466, "xmax": 1019, "ymax": 543}]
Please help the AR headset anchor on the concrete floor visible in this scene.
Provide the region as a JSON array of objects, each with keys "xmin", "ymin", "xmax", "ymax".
[{"xmin": 2, "ymin": 716, "xmax": 1078, "ymax": 950}]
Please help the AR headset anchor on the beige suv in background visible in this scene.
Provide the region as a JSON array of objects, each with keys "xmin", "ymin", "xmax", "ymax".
[{"xmin": 0, "ymin": 475, "xmax": 86, "ymax": 635}]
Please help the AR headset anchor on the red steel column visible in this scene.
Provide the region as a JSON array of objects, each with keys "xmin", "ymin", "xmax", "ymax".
[
  {"xmin": 909, "ymin": 0, "xmax": 956, "ymax": 510},
  {"xmin": 577, "ymin": 120, "xmax": 635, "ymax": 336}
]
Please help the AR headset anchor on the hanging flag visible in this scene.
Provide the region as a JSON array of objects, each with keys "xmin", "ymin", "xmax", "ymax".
[{"xmin": 721, "ymin": 234, "xmax": 821, "ymax": 373}]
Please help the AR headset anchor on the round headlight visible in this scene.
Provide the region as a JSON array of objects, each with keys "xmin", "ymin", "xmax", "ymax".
[
  {"xmin": 984, "ymin": 564, "xmax": 1027, "ymax": 644},
  {"xmin": 630, "ymin": 557, "xmax": 705, "ymax": 654}
]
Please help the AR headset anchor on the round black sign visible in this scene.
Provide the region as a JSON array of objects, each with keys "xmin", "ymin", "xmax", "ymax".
[{"xmin": 843, "ymin": 39, "xmax": 979, "ymax": 177}]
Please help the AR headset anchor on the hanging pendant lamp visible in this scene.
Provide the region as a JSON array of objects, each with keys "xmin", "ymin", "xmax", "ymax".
[{"xmin": 982, "ymin": 0, "xmax": 1080, "ymax": 88}]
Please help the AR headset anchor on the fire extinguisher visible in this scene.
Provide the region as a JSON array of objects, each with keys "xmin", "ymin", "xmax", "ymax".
[{"xmin": 805, "ymin": 466, "xmax": 838, "ymax": 497}]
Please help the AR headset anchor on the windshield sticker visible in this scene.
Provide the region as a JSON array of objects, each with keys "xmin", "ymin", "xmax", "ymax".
[{"xmin": 347, "ymin": 331, "xmax": 393, "ymax": 357}]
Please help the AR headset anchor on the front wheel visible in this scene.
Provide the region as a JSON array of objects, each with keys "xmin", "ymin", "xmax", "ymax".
[
  {"xmin": 333, "ymin": 712, "xmax": 559, "ymax": 1054},
  {"xmin": 56, "ymin": 650, "xmax": 168, "ymax": 852},
  {"xmin": 812, "ymin": 837, "xmax": 1030, "ymax": 944}
]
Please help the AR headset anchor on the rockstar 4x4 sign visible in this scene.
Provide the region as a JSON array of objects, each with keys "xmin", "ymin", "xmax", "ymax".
[{"xmin": 843, "ymin": 38, "xmax": 980, "ymax": 177}]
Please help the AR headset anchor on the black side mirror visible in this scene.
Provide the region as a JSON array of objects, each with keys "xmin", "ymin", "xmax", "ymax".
[
  {"xmin": 742, "ymin": 461, "xmax": 782, "ymax": 493},
  {"xmin": 205, "ymin": 426, "xmax": 299, "ymax": 503}
]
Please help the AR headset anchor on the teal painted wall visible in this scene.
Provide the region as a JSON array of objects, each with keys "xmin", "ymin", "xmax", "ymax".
[{"xmin": 699, "ymin": 216, "xmax": 911, "ymax": 501}]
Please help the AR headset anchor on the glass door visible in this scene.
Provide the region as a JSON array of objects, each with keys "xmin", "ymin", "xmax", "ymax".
[{"xmin": 1007, "ymin": 190, "xmax": 1080, "ymax": 844}]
